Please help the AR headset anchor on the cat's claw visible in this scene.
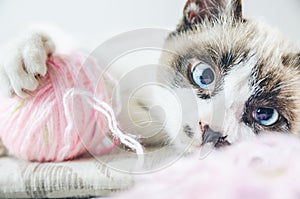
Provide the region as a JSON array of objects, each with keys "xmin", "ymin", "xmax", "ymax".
[{"xmin": 0, "ymin": 31, "xmax": 55, "ymax": 98}]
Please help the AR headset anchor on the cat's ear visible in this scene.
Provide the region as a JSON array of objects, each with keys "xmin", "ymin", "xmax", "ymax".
[{"xmin": 176, "ymin": 0, "xmax": 243, "ymax": 32}]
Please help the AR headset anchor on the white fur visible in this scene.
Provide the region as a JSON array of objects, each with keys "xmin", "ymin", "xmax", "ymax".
[
  {"xmin": 0, "ymin": 30, "xmax": 54, "ymax": 98},
  {"xmin": 0, "ymin": 26, "xmax": 77, "ymax": 98},
  {"xmin": 221, "ymin": 56, "xmax": 258, "ymax": 142},
  {"xmin": 193, "ymin": 56, "xmax": 257, "ymax": 144}
]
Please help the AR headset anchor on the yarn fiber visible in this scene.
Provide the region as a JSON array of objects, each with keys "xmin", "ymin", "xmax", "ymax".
[{"xmin": 0, "ymin": 53, "xmax": 121, "ymax": 161}]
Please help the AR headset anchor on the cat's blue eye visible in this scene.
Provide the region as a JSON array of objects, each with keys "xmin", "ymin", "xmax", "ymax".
[
  {"xmin": 191, "ymin": 63, "xmax": 215, "ymax": 89},
  {"xmin": 252, "ymin": 107, "xmax": 279, "ymax": 126}
]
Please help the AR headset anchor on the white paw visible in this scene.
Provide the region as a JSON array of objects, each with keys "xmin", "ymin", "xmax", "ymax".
[{"xmin": 0, "ymin": 31, "xmax": 55, "ymax": 98}]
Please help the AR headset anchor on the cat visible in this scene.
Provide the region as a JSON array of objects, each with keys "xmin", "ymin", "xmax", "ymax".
[
  {"xmin": 119, "ymin": 0, "xmax": 300, "ymax": 150},
  {"xmin": 158, "ymin": 0, "xmax": 300, "ymax": 148},
  {"xmin": 0, "ymin": 0, "xmax": 300, "ymax": 156}
]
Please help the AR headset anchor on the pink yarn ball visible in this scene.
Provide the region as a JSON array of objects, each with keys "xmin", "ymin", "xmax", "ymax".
[{"xmin": 0, "ymin": 53, "xmax": 115, "ymax": 162}]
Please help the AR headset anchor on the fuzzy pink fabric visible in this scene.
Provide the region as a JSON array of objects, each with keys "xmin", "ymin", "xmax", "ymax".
[
  {"xmin": 0, "ymin": 53, "xmax": 113, "ymax": 162},
  {"xmin": 113, "ymin": 134, "xmax": 300, "ymax": 199}
]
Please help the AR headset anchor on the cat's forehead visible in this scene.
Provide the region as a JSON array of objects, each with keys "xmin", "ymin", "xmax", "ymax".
[
  {"xmin": 162, "ymin": 18, "xmax": 299, "ymax": 80},
  {"xmin": 166, "ymin": 19, "xmax": 295, "ymax": 58}
]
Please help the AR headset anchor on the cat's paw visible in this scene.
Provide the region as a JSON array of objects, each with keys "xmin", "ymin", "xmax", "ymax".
[{"xmin": 0, "ymin": 31, "xmax": 55, "ymax": 98}]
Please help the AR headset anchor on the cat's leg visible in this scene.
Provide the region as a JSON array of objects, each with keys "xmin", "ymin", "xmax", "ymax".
[
  {"xmin": 0, "ymin": 26, "xmax": 76, "ymax": 98},
  {"xmin": 118, "ymin": 85, "xmax": 173, "ymax": 146},
  {"xmin": 119, "ymin": 84, "xmax": 201, "ymax": 149},
  {"xmin": 0, "ymin": 30, "xmax": 54, "ymax": 98}
]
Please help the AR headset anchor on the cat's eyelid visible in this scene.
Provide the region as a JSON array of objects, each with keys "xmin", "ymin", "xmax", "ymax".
[
  {"xmin": 188, "ymin": 58, "xmax": 212, "ymax": 72},
  {"xmin": 188, "ymin": 58, "xmax": 202, "ymax": 70}
]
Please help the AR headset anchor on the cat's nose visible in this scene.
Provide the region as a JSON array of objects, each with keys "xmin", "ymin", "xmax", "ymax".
[
  {"xmin": 200, "ymin": 122, "xmax": 222, "ymax": 144},
  {"xmin": 199, "ymin": 122, "xmax": 231, "ymax": 147}
]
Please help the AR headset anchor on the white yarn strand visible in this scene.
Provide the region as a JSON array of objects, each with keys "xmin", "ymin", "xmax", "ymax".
[{"xmin": 63, "ymin": 89, "xmax": 144, "ymax": 157}]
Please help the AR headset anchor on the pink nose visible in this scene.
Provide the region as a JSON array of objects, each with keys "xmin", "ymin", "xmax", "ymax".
[{"xmin": 199, "ymin": 122, "xmax": 209, "ymax": 134}]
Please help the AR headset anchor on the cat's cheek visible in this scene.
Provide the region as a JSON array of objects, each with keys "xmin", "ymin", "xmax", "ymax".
[{"xmin": 225, "ymin": 123, "xmax": 256, "ymax": 144}]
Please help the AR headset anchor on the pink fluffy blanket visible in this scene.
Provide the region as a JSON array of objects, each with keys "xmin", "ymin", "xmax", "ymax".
[{"xmin": 112, "ymin": 134, "xmax": 300, "ymax": 199}]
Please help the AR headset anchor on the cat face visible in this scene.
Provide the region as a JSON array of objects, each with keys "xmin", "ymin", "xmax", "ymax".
[{"xmin": 159, "ymin": 0, "xmax": 300, "ymax": 145}]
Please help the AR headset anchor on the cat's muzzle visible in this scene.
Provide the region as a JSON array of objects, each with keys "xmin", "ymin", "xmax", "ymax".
[{"xmin": 199, "ymin": 122, "xmax": 231, "ymax": 148}]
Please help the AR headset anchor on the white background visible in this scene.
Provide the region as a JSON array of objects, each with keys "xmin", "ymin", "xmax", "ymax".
[{"xmin": 0, "ymin": 0, "xmax": 299, "ymax": 50}]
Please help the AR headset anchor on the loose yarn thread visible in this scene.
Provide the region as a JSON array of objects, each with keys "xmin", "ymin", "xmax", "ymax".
[
  {"xmin": 63, "ymin": 88, "xmax": 144, "ymax": 156},
  {"xmin": 0, "ymin": 53, "xmax": 144, "ymax": 162}
]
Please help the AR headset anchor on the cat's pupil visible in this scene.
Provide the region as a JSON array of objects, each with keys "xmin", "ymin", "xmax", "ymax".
[
  {"xmin": 253, "ymin": 107, "xmax": 279, "ymax": 126},
  {"xmin": 256, "ymin": 108, "xmax": 273, "ymax": 121},
  {"xmin": 200, "ymin": 68, "xmax": 214, "ymax": 85},
  {"xmin": 191, "ymin": 63, "xmax": 215, "ymax": 89}
]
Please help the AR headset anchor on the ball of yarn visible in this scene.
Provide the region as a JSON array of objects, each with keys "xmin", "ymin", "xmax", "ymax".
[{"xmin": 0, "ymin": 53, "xmax": 117, "ymax": 161}]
